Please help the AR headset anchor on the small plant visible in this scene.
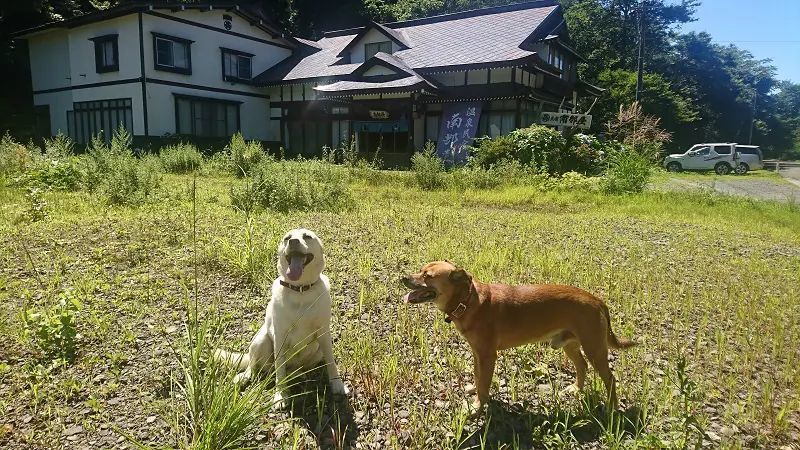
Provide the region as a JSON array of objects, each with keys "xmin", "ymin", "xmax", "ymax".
[
  {"xmin": 159, "ymin": 142, "xmax": 203, "ymax": 174},
  {"xmin": 23, "ymin": 187, "xmax": 48, "ymax": 222},
  {"xmin": 43, "ymin": 133, "xmax": 74, "ymax": 159},
  {"xmin": 670, "ymin": 354, "xmax": 708, "ymax": 450},
  {"xmin": 22, "ymin": 291, "xmax": 82, "ymax": 362},
  {"xmin": 411, "ymin": 142, "xmax": 446, "ymax": 190},
  {"xmin": 228, "ymin": 132, "xmax": 267, "ymax": 177}
]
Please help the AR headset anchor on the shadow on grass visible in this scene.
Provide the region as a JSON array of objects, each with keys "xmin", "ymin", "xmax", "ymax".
[
  {"xmin": 467, "ymin": 397, "xmax": 644, "ymax": 449},
  {"xmin": 286, "ymin": 367, "xmax": 360, "ymax": 449}
]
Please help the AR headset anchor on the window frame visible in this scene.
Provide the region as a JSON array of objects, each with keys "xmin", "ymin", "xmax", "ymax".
[
  {"xmin": 364, "ymin": 40, "xmax": 392, "ymax": 59},
  {"xmin": 90, "ymin": 34, "xmax": 119, "ymax": 73},
  {"xmin": 220, "ymin": 47, "xmax": 254, "ymax": 83},
  {"xmin": 152, "ymin": 32, "xmax": 193, "ymax": 75},
  {"xmin": 174, "ymin": 94, "xmax": 242, "ymax": 138}
]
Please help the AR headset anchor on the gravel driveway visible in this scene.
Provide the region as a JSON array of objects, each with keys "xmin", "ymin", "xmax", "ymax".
[{"xmin": 658, "ymin": 169, "xmax": 800, "ymax": 203}]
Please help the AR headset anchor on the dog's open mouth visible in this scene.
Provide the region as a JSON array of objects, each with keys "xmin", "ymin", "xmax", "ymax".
[
  {"xmin": 404, "ymin": 288, "xmax": 437, "ymax": 304},
  {"xmin": 285, "ymin": 251, "xmax": 314, "ymax": 281},
  {"xmin": 402, "ymin": 278, "xmax": 437, "ymax": 304}
]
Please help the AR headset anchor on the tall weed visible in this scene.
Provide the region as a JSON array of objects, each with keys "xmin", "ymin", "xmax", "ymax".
[
  {"xmin": 160, "ymin": 142, "xmax": 203, "ymax": 174},
  {"xmin": 228, "ymin": 133, "xmax": 267, "ymax": 177},
  {"xmin": 411, "ymin": 143, "xmax": 446, "ymax": 190},
  {"xmin": 230, "ymin": 160, "xmax": 352, "ymax": 213},
  {"xmin": 603, "ymin": 147, "xmax": 653, "ymax": 194}
]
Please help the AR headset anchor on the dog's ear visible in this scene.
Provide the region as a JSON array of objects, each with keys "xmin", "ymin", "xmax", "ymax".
[{"xmin": 449, "ymin": 268, "xmax": 470, "ymax": 283}]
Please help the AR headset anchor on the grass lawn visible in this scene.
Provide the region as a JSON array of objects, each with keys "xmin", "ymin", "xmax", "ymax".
[{"xmin": 1, "ymin": 169, "xmax": 799, "ymax": 449}]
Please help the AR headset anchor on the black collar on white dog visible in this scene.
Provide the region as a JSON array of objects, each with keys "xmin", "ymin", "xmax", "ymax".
[{"xmin": 279, "ymin": 279, "xmax": 316, "ymax": 293}]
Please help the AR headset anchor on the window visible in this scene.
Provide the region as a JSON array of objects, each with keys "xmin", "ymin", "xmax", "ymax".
[
  {"xmin": 90, "ymin": 35, "xmax": 118, "ymax": 73},
  {"xmin": 153, "ymin": 33, "xmax": 192, "ymax": 74},
  {"xmin": 67, "ymin": 98, "xmax": 133, "ymax": 145},
  {"xmin": 221, "ymin": 48, "xmax": 253, "ymax": 82},
  {"xmin": 364, "ymin": 41, "xmax": 392, "ymax": 59},
  {"xmin": 331, "ymin": 106, "xmax": 349, "ymax": 115},
  {"xmin": 713, "ymin": 145, "xmax": 732, "ymax": 155},
  {"xmin": 175, "ymin": 95, "xmax": 240, "ymax": 137}
]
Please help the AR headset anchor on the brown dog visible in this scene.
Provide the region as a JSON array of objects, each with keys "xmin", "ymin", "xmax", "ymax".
[{"xmin": 402, "ymin": 261, "xmax": 635, "ymax": 414}]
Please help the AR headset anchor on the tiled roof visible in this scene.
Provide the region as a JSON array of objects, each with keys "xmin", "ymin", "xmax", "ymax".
[
  {"xmin": 314, "ymin": 75, "xmax": 435, "ymax": 97},
  {"xmin": 253, "ymin": 0, "xmax": 560, "ymax": 85}
]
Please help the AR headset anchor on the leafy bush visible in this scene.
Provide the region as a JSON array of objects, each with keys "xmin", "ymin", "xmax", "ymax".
[
  {"xmin": 468, "ymin": 134, "xmax": 517, "ymax": 168},
  {"xmin": 0, "ymin": 133, "xmax": 35, "ymax": 182},
  {"xmin": 102, "ymin": 154, "xmax": 163, "ymax": 205},
  {"xmin": 603, "ymin": 147, "xmax": 653, "ymax": 194},
  {"xmin": 43, "ymin": 133, "xmax": 75, "ymax": 159},
  {"xmin": 450, "ymin": 159, "xmax": 531, "ymax": 190},
  {"xmin": 26, "ymin": 156, "xmax": 84, "ymax": 191},
  {"xmin": 565, "ymin": 133, "xmax": 611, "ymax": 174},
  {"xmin": 83, "ymin": 128, "xmax": 163, "ymax": 204},
  {"xmin": 159, "ymin": 142, "xmax": 203, "ymax": 173},
  {"xmin": 411, "ymin": 143, "xmax": 446, "ymax": 190},
  {"xmin": 509, "ymin": 125, "xmax": 568, "ymax": 173},
  {"xmin": 230, "ymin": 161, "xmax": 352, "ymax": 213},
  {"xmin": 228, "ymin": 132, "xmax": 267, "ymax": 177},
  {"xmin": 22, "ymin": 291, "xmax": 82, "ymax": 362}
]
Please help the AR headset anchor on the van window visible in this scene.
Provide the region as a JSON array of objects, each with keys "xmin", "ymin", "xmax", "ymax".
[
  {"xmin": 738, "ymin": 147, "xmax": 760, "ymax": 155},
  {"xmin": 713, "ymin": 145, "xmax": 731, "ymax": 155},
  {"xmin": 696, "ymin": 148, "xmax": 710, "ymax": 156}
]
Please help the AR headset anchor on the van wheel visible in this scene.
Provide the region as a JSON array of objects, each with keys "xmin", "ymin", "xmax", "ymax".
[
  {"xmin": 735, "ymin": 163, "xmax": 749, "ymax": 175},
  {"xmin": 714, "ymin": 163, "xmax": 731, "ymax": 175},
  {"xmin": 666, "ymin": 162, "xmax": 682, "ymax": 172}
]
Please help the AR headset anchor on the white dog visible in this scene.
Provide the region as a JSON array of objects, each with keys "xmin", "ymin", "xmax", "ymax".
[{"xmin": 214, "ymin": 228, "xmax": 348, "ymax": 408}]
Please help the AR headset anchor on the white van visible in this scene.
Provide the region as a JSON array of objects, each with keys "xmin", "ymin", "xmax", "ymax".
[{"xmin": 663, "ymin": 143, "xmax": 761, "ymax": 174}]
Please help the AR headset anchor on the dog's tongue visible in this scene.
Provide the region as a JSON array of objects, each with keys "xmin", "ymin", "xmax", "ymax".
[{"xmin": 287, "ymin": 254, "xmax": 305, "ymax": 281}]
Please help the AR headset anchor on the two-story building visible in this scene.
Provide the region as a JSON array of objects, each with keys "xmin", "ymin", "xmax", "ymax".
[
  {"xmin": 14, "ymin": 1, "xmax": 298, "ymax": 146},
  {"xmin": 15, "ymin": 0, "xmax": 600, "ymax": 160}
]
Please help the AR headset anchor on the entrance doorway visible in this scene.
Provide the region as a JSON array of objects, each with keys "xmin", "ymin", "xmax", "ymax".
[{"xmin": 353, "ymin": 120, "xmax": 409, "ymax": 153}]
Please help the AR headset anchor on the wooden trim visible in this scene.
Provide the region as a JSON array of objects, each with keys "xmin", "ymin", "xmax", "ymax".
[
  {"xmin": 34, "ymin": 78, "xmax": 142, "ymax": 94},
  {"xmin": 34, "ymin": 77, "xmax": 269, "ymax": 99},
  {"xmin": 147, "ymin": 78, "xmax": 269, "ymax": 99},
  {"xmin": 138, "ymin": 13, "xmax": 149, "ymax": 136},
  {"xmin": 145, "ymin": 10, "xmax": 294, "ymax": 50}
]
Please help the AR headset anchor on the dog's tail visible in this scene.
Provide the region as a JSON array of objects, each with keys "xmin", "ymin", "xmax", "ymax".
[
  {"xmin": 211, "ymin": 349, "xmax": 250, "ymax": 370},
  {"xmin": 602, "ymin": 304, "xmax": 637, "ymax": 350}
]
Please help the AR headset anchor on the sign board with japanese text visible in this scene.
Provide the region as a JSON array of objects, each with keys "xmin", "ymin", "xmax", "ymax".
[
  {"xmin": 369, "ymin": 110, "xmax": 390, "ymax": 119},
  {"xmin": 436, "ymin": 102, "xmax": 482, "ymax": 164},
  {"xmin": 539, "ymin": 112, "xmax": 592, "ymax": 129}
]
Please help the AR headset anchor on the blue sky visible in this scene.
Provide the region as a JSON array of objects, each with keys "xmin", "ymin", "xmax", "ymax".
[{"xmin": 681, "ymin": 0, "xmax": 800, "ymax": 83}]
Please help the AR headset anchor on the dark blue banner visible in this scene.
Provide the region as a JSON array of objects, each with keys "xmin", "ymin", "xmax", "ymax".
[{"xmin": 436, "ymin": 102, "xmax": 482, "ymax": 164}]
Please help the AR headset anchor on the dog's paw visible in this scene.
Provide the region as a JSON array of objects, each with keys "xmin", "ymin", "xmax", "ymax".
[
  {"xmin": 329, "ymin": 378, "xmax": 349, "ymax": 396},
  {"xmin": 464, "ymin": 383, "xmax": 477, "ymax": 395},
  {"xmin": 272, "ymin": 390, "xmax": 288, "ymax": 410}
]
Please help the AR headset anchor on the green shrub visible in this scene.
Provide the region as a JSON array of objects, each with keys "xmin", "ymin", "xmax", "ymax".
[
  {"xmin": 27, "ymin": 156, "xmax": 84, "ymax": 191},
  {"xmin": 509, "ymin": 125, "xmax": 568, "ymax": 173},
  {"xmin": 159, "ymin": 142, "xmax": 203, "ymax": 173},
  {"xmin": 22, "ymin": 291, "xmax": 82, "ymax": 362},
  {"xmin": 411, "ymin": 143, "xmax": 446, "ymax": 190},
  {"xmin": 469, "ymin": 134, "xmax": 516, "ymax": 168},
  {"xmin": 603, "ymin": 147, "xmax": 653, "ymax": 194},
  {"xmin": 101, "ymin": 153, "xmax": 163, "ymax": 205},
  {"xmin": 43, "ymin": 133, "xmax": 75, "ymax": 159},
  {"xmin": 83, "ymin": 128, "xmax": 163, "ymax": 204},
  {"xmin": 0, "ymin": 133, "xmax": 35, "ymax": 182},
  {"xmin": 450, "ymin": 159, "xmax": 531, "ymax": 190},
  {"xmin": 228, "ymin": 132, "xmax": 267, "ymax": 177},
  {"xmin": 230, "ymin": 161, "xmax": 352, "ymax": 213},
  {"xmin": 564, "ymin": 133, "xmax": 611, "ymax": 174}
]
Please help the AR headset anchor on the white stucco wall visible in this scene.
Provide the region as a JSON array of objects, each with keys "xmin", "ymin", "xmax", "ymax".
[{"xmin": 27, "ymin": 31, "xmax": 72, "ymax": 92}]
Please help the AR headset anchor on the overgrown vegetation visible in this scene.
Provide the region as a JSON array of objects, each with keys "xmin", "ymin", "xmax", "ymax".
[{"xmin": 159, "ymin": 142, "xmax": 203, "ymax": 174}]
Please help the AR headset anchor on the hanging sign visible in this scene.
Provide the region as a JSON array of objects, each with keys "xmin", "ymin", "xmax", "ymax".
[
  {"xmin": 369, "ymin": 110, "xmax": 390, "ymax": 119},
  {"xmin": 540, "ymin": 112, "xmax": 592, "ymax": 129},
  {"xmin": 436, "ymin": 102, "xmax": 482, "ymax": 164}
]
